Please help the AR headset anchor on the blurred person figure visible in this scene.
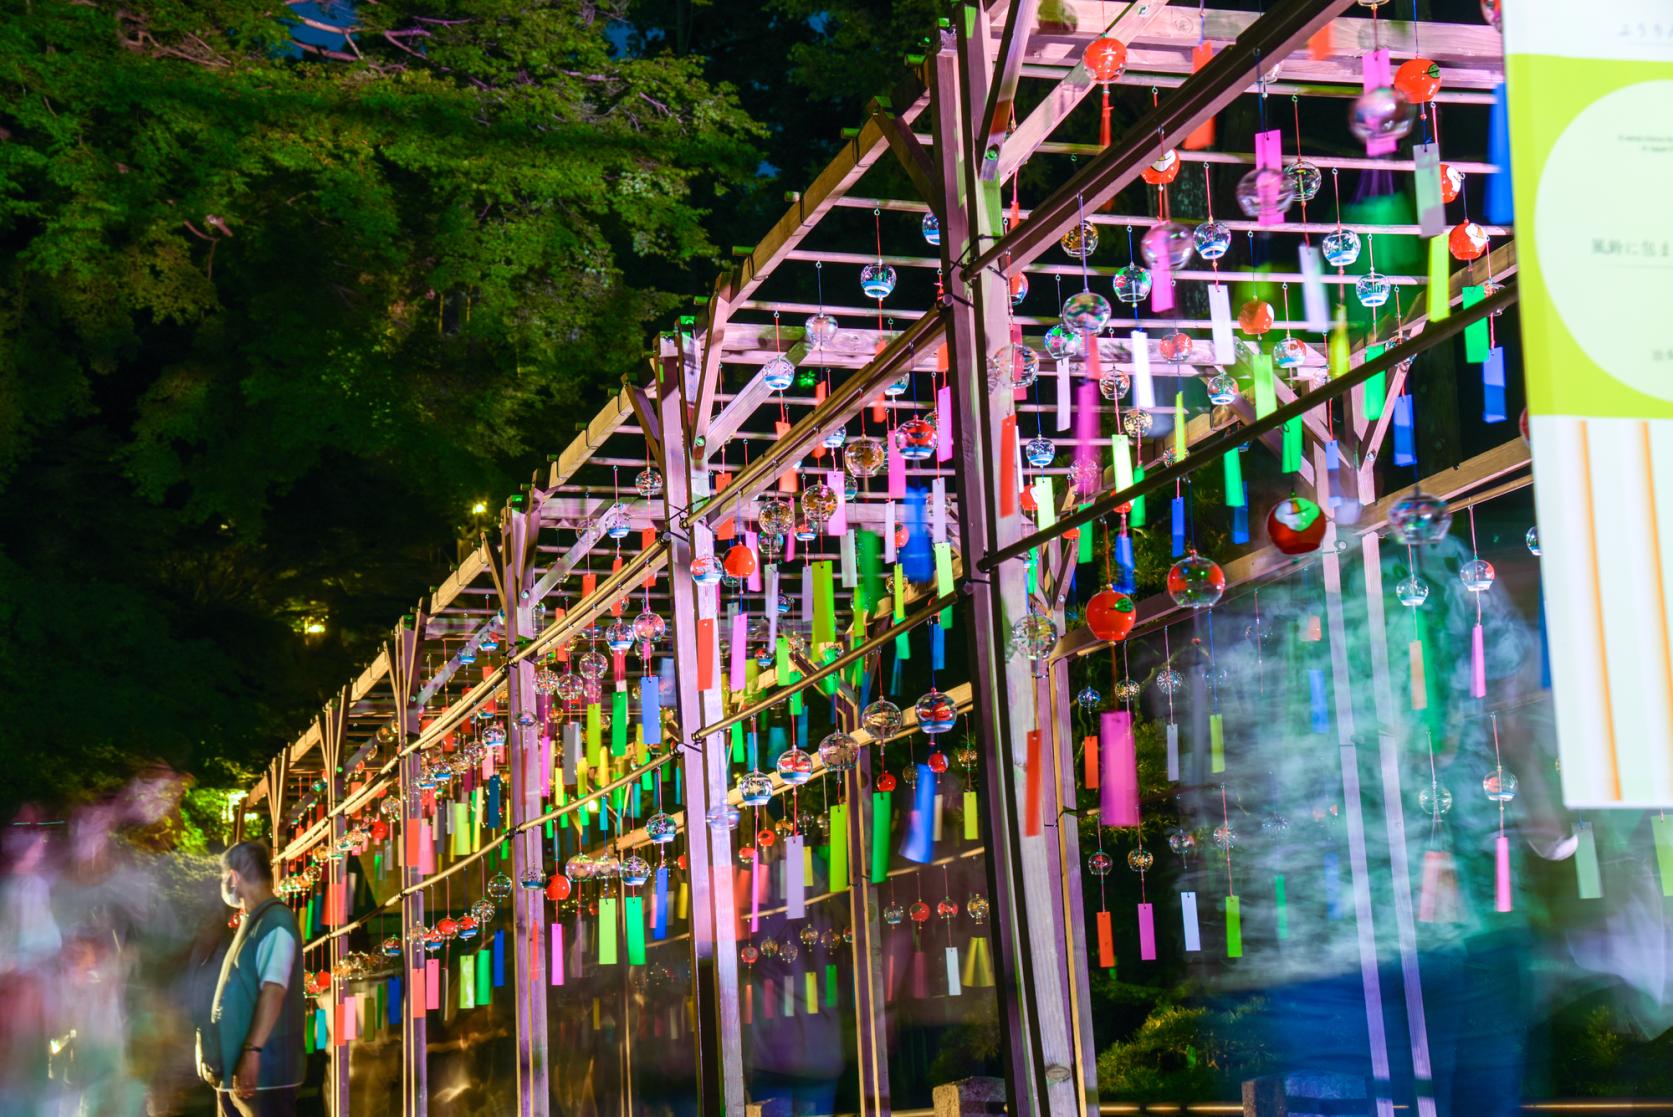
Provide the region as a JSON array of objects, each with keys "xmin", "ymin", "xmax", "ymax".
[
  {"xmin": 204, "ymin": 841, "xmax": 304, "ymax": 1117},
  {"xmin": 0, "ymin": 806, "xmax": 65, "ymax": 1117}
]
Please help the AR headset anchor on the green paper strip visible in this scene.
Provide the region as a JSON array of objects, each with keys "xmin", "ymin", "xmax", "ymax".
[
  {"xmin": 598, "ymin": 898, "xmax": 619, "ymax": 965},
  {"xmin": 934, "ymin": 542, "xmax": 956, "ymax": 627},
  {"xmin": 1281, "ymin": 417, "xmax": 1303, "ymax": 474},
  {"xmin": 1461, "ymin": 285, "xmax": 1490, "ymax": 363},
  {"xmin": 1025, "ymin": 552, "xmax": 1037, "ymax": 598},
  {"xmin": 1032, "ymin": 477, "xmax": 1056, "ymax": 530},
  {"xmin": 870, "ymin": 792, "xmax": 891, "ymax": 883},
  {"xmin": 1111, "ymin": 434, "xmax": 1133, "ymax": 490},
  {"xmin": 1358, "ymin": 342, "xmax": 1385, "ymax": 421},
  {"xmin": 586, "ymin": 703, "xmax": 602, "ymax": 769},
  {"xmin": 812, "ymin": 561, "xmax": 836, "ymax": 650},
  {"xmin": 1130, "ymin": 465, "xmax": 1146, "ymax": 527},
  {"xmin": 475, "ymin": 949, "xmax": 491, "ymax": 1006},
  {"xmin": 789, "ymin": 689, "xmax": 804, "ymax": 716},
  {"xmin": 459, "ymin": 954, "xmax": 475, "ymax": 1009},
  {"xmin": 471, "ymin": 788, "xmax": 482, "ymax": 851},
  {"xmin": 805, "ymin": 969, "xmax": 818, "ymax": 1013},
  {"xmin": 1329, "ymin": 304, "xmax": 1350, "ymax": 380},
  {"xmin": 775, "ymin": 636, "xmax": 790, "ymax": 680},
  {"xmin": 783, "ymin": 973, "xmax": 794, "ymax": 1016},
  {"xmin": 1252, "ymin": 352, "xmax": 1276, "ymax": 419},
  {"xmin": 856, "ymin": 530, "xmax": 882, "ymax": 616},
  {"xmin": 1174, "ymin": 392, "xmax": 1187, "ymax": 461},
  {"xmin": 611, "ymin": 691, "xmax": 628, "ymax": 756},
  {"xmin": 1427, "ymin": 235, "xmax": 1452, "ymax": 322},
  {"xmin": 1223, "ymin": 452, "xmax": 1245, "ymax": 507},
  {"xmin": 825, "ymin": 963, "xmax": 839, "ymax": 1009},
  {"xmin": 963, "ymin": 789, "xmax": 979, "ymax": 841},
  {"xmin": 1274, "ymin": 874, "xmax": 1289, "ymax": 940},
  {"xmin": 893, "ymin": 631, "xmax": 911, "ymax": 660},
  {"xmin": 828, "ymin": 803, "xmax": 849, "ymax": 892},
  {"xmin": 1210, "ymin": 713, "xmax": 1226, "ymax": 773},
  {"xmin": 452, "ymin": 801, "xmax": 469, "ymax": 856},
  {"xmin": 819, "ymin": 647, "xmax": 841, "ymax": 697},
  {"xmin": 892, "ymin": 565, "xmax": 906, "ymax": 621},
  {"xmin": 1077, "ymin": 505, "xmax": 1094, "ymax": 563},
  {"xmin": 625, "ymin": 896, "xmax": 647, "ymax": 964},
  {"xmin": 1225, "ymin": 895, "xmax": 1243, "ymax": 958},
  {"xmin": 745, "ymin": 659, "xmax": 760, "ymax": 697},
  {"xmin": 1652, "ymin": 816, "xmax": 1673, "ymax": 898},
  {"xmin": 1575, "ymin": 824, "xmax": 1603, "ymax": 900},
  {"xmin": 304, "ymin": 1009, "xmax": 315, "ymax": 1054}
]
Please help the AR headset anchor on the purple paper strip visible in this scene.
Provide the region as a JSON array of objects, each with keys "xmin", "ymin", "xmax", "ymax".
[
  {"xmin": 936, "ymin": 385, "xmax": 954, "ymax": 461},
  {"xmin": 1100, "ymin": 711, "xmax": 1140, "ymax": 827},
  {"xmin": 729, "ymin": 611, "xmax": 748, "ymax": 693},
  {"xmin": 825, "ymin": 470, "xmax": 848, "ymax": 535},
  {"xmin": 1138, "ymin": 901, "xmax": 1156, "ymax": 960},
  {"xmin": 744, "ymin": 531, "xmax": 763, "ymax": 592}
]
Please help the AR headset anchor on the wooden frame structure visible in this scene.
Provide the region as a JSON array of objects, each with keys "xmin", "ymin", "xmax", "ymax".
[{"xmin": 242, "ymin": 3, "xmax": 1522, "ymax": 1114}]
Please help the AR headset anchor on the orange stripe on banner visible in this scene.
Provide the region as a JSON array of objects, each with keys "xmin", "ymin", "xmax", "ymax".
[
  {"xmin": 1096, "ymin": 909, "xmax": 1115, "ymax": 968},
  {"xmin": 1640, "ymin": 424, "xmax": 1673, "ymax": 754},
  {"xmin": 641, "ymin": 530, "xmax": 658, "ymax": 587},
  {"xmin": 1024, "ymin": 729, "xmax": 1042, "ymax": 836},
  {"xmin": 1578, "ymin": 422, "xmax": 1623, "ymax": 800},
  {"xmin": 697, "ymin": 618, "xmax": 716, "ymax": 691}
]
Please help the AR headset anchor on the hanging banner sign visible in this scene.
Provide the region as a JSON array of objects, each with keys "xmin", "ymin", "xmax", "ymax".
[{"xmin": 1506, "ymin": 0, "xmax": 1673, "ymax": 807}]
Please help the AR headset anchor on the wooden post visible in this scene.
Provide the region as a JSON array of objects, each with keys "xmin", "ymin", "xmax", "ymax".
[{"xmin": 933, "ymin": 1076, "xmax": 1007, "ymax": 1116}]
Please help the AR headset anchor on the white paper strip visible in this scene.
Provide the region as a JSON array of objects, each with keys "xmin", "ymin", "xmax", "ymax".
[
  {"xmin": 1208, "ymin": 283, "xmax": 1235, "ymax": 365},
  {"xmin": 1130, "ymin": 329, "xmax": 1155, "ymax": 409},
  {"xmin": 931, "ymin": 479, "xmax": 948, "ymax": 544},
  {"xmin": 1055, "ymin": 357, "xmax": 1072, "ymax": 431},
  {"xmin": 945, "ymin": 945, "xmax": 963, "ymax": 996},
  {"xmin": 884, "ymin": 501, "xmax": 897, "ymax": 563},
  {"xmin": 1181, "ymin": 890, "xmax": 1202, "ymax": 951},
  {"xmin": 764, "ymin": 566, "xmax": 781, "ymax": 649},
  {"xmin": 1298, "ymin": 245, "xmax": 1331, "ymax": 331},
  {"xmin": 784, "ymin": 834, "xmax": 806, "ymax": 920},
  {"xmin": 1166, "ymin": 722, "xmax": 1180, "ymax": 782},
  {"xmin": 839, "ymin": 531, "xmax": 857, "ymax": 588}
]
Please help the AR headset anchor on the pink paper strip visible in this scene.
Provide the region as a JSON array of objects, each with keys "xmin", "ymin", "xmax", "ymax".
[
  {"xmin": 744, "ymin": 532, "xmax": 763, "ymax": 592},
  {"xmin": 539, "ymin": 729, "xmax": 551, "ymax": 792},
  {"xmin": 1495, "ymin": 834, "xmax": 1513, "ymax": 912},
  {"xmin": 1471, "ymin": 623, "xmax": 1487, "ymax": 698},
  {"xmin": 551, "ymin": 923, "xmax": 565, "ymax": 985},
  {"xmin": 1254, "ymin": 128, "xmax": 1284, "ymax": 225},
  {"xmin": 424, "ymin": 958, "xmax": 440, "ymax": 1010},
  {"xmin": 1362, "ymin": 51, "xmax": 1397, "ymax": 154},
  {"xmin": 342, "ymin": 994, "xmax": 359, "ymax": 1041},
  {"xmin": 782, "ymin": 531, "xmax": 795, "ymax": 563},
  {"xmin": 1099, "ymin": 711, "xmax": 1140, "ymax": 826},
  {"xmin": 1151, "ymin": 252, "xmax": 1175, "ymax": 312},
  {"xmin": 417, "ymin": 820, "xmax": 435, "ymax": 875},
  {"xmin": 825, "ymin": 471, "xmax": 848, "ymax": 535},
  {"xmin": 887, "ymin": 436, "xmax": 907, "ymax": 498},
  {"xmin": 936, "ymin": 386, "xmax": 954, "ymax": 461},
  {"xmin": 1137, "ymin": 901, "xmax": 1157, "ymax": 960},
  {"xmin": 750, "ymin": 867, "xmax": 762, "ymax": 934},
  {"xmin": 729, "ymin": 611, "xmax": 747, "ymax": 693}
]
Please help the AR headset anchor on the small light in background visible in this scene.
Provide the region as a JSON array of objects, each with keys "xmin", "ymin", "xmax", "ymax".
[{"xmin": 470, "ymin": 500, "xmax": 488, "ymax": 516}]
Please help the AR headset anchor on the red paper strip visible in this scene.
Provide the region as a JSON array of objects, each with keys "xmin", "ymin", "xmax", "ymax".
[
  {"xmin": 775, "ymin": 421, "xmax": 798, "ymax": 493},
  {"xmin": 1083, "ymin": 733, "xmax": 1100, "ymax": 791},
  {"xmin": 1096, "ymin": 910, "xmax": 1115, "ymax": 968},
  {"xmin": 999, "ymin": 416, "xmax": 1018, "ymax": 517},
  {"xmin": 1024, "ymin": 728, "xmax": 1043, "ymax": 836},
  {"xmin": 641, "ymin": 530, "xmax": 658, "ymax": 586},
  {"xmin": 697, "ymin": 617, "xmax": 716, "ymax": 691},
  {"xmin": 581, "ymin": 572, "xmax": 598, "ymax": 598},
  {"xmin": 1183, "ymin": 42, "xmax": 1218, "ymax": 149}
]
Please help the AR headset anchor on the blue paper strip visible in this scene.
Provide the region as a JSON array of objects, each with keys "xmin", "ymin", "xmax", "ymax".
[
  {"xmin": 1392, "ymin": 395, "xmax": 1416, "ymax": 467},
  {"xmin": 653, "ymin": 867, "xmax": 670, "ymax": 940},
  {"xmin": 932, "ymin": 623, "xmax": 945, "ymax": 670},
  {"xmin": 1114, "ymin": 532, "xmax": 1136, "ymax": 593},
  {"xmin": 493, "ymin": 929, "xmax": 505, "ymax": 987},
  {"xmin": 1486, "ymin": 82, "xmax": 1514, "ymax": 224},
  {"xmin": 1308, "ymin": 668, "xmax": 1330, "ymax": 734},
  {"xmin": 641, "ymin": 678, "xmax": 663, "ymax": 745},
  {"xmin": 1482, "ymin": 346, "xmax": 1506, "ymax": 423},
  {"xmin": 900, "ymin": 764, "xmax": 938, "ymax": 864},
  {"xmin": 387, "ymin": 977, "xmax": 403, "ymax": 1026},
  {"xmin": 487, "ymin": 775, "xmax": 502, "ymax": 831},
  {"xmin": 1170, "ymin": 496, "xmax": 1186, "ymax": 557}
]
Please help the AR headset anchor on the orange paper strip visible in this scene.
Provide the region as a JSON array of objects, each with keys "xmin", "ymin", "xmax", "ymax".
[
  {"xmin": 1183, "ymin": 43, "xmax": 1219, "ymax": 149},
  {"xmin": 697, "ymin": 617, "xmax": 716, "ymax": 691},
  {"xmin": 1096, "ymin": 909, "xmax": 1115, "ymax": 969},
  {"xmin": 1083, "ymin": 733, "xmax": 1100, "ymax": 791}
]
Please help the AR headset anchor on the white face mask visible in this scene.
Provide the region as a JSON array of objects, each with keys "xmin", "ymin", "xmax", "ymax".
[{"xmin": 221, "ymin": 871, "xmax": 241, "ymax": 910}]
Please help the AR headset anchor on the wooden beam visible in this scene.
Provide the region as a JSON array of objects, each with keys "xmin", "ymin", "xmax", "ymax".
[
  {"xmin": 990, "ymin": 0, "xmax": 1178, "ymax": 184},
  {"xmin": 979, "ymin": 0, "xmax": 1041, "ymax": 178},
  {"xmin": 870, "ymin": 96, "xmax": 944, "ymax": 214}
]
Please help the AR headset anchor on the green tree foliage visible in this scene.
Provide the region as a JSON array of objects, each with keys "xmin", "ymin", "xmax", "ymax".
[{"xmin": 0, "ymin": 0, "xmax": 760, "ymax": 810}]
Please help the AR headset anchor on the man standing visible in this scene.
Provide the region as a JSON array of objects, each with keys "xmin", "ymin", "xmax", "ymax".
[{"xmin": 206, "ymin": 841, "xmax": 304, "ymax": 1117}]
